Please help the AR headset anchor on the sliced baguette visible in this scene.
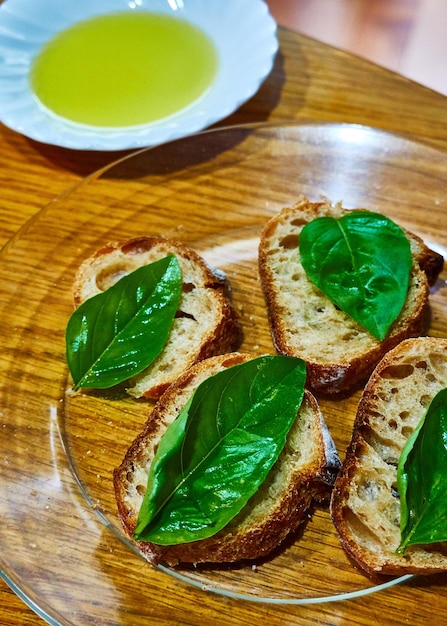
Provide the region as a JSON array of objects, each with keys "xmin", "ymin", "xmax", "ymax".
[
  {"xmin": 113, "ymin": 352, "xmax": 341, "ymax": 566},
  {"xmin": 331, "ymin": 337, "xmax": 447, "ymax": 576},
  {"xmin": 258, "ymin": 197, "xmax": 443, "ymax": 394},
  {"xmin": 73, "ymin": 236, "xmax": 242, "ymax": 399}
]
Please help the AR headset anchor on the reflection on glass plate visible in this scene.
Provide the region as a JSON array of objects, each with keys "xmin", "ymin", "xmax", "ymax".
[
  {"xmin": 0, "ymin": 0, "xmax": 277, "ymax": 150},
  {"xmin": 1, "ymin": 122, "xmax": 446, "ymax": 625}
]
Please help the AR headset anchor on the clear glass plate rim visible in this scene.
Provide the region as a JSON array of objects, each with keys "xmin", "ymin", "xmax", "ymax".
[{"xmin": 2, "ymin": 117, "xmax": 443, "ymax": 251}]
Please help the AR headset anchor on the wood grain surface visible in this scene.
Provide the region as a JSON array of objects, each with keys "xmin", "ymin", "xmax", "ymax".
[{"xmin": 1, "ymin": 24, "xmax": 447, "ymax": 626}]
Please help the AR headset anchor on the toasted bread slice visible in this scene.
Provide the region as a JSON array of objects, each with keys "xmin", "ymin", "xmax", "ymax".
[
  {"xmin": 73, "ymin": 237, "xmax": 241, "ymax": 399},
  {"xmin": 258, "ymin": 197, "xmax": 443, "ymax": 394},
  {"xmin": 331, "ymin": 337, "xmax": 447, "ymax": 576},
  {"xmin": 113, "ymin": 352, "xmax": 341, "ymax": 565}
]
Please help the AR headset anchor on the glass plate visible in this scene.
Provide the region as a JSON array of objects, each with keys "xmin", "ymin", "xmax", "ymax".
[
  {"xmin": 1, "ymin": 121, "xmax": 446, "ymax": 625},
  {"xmin": 0, "ymin": 0, "xmax": 277, "ymax": 150}
]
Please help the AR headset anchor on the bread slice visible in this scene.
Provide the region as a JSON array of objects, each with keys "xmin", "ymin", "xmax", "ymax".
[
  {"xmin": 331, "ymin": 337, "xmax": 447, "ymax": 576},
  {"xmin": 258, "ymin": 197, "xmax": 443, "ymax": 394},
  {"xmin": 73, "ymin": 236, "xmax": 242, "ymax": 399},
  {"xmin": 113, "ymin": 352, "xmax": 341, "ymax": 565}
]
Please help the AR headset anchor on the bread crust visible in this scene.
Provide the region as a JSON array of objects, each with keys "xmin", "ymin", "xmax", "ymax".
[
  {"xmin": 73, "ymin": 236, "xmax": 242, "ymax": 398},
  {"xmin": 113, "ymin": 352, "xmax": 341, "ymax": 565},
  {"xmin": 331, "ymin": 337, "xmax": 447, "ymax": 575},
  {"xmin": 258, "ymin": 197, "xmax": 442, "ymax": 394}
]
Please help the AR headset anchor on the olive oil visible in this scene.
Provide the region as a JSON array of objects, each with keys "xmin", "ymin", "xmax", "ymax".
[{"xmin": 29, "ymin": 12, "xmax": 218, "ymax": 127}]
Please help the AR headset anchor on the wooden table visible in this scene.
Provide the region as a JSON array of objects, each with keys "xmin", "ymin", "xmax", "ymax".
[{"xmin": 1, "ymin": 26, "xmax": 447, "ymax": 625}]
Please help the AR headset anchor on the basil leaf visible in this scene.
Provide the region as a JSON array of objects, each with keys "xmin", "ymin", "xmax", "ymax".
[
  {"xmin": 133, "ymin": 355, "xmax": 307, "ymax": 545},
  {"xmin": 299, "ymin": 211, "xmax": 412, "ymax": 340},
  {"xmin": 397, "ymin": 388, "xmax": 447, "ymax": 553},
  {"xmin": 66, "ymin": 255, "xmax": 182, "ymax": 390}
]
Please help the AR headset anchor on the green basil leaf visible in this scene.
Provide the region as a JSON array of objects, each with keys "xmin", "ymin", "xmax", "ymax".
[
  {"xmin": 299, "ymin": 211, "xmax": 412, "ymax": 340},
  {"xmin": 66, "ymin": 255, "xmax": 182, "ymax": 390},
  {"xmin": 133, "ymin": 354, "xmax": 307, "ymax": 545},
  {"xmin": 396, "ymin": 387, "xmax": 447, "ymax": 553}
]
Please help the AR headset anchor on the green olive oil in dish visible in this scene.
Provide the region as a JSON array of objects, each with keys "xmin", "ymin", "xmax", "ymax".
[{"xmin": 29, "ymin": 12, "xmax": 218, "ymax": 127}]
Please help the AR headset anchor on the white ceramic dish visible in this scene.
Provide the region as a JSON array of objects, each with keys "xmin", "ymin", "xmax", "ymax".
[{"xmin": 0, "ymin": 0, "xmax": 277, "ymax": 150}]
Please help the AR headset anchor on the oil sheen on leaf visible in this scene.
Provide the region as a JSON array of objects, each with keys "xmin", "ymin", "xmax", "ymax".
[
  {"xmin": 66, "ymin": 255, "xmax": 182, "ymax": 390},
  {"xmin": 299, "ymin": 211, "xmax": 412, "ymax": 340},
  {"xmin": 397, "ymin": 387, "xmax": 447, "ymax": 553},
  {"xmin": 133, "ymin": 355, "xmax": 307, "ymax": 545}
]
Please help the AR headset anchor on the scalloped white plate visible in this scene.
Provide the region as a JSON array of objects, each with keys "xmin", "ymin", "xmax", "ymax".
[{"xmin": 0, "ymin": 0, "xmax": 277, "ymax": 150}]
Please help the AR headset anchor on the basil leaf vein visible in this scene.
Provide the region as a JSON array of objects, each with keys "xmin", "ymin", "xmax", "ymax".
[
  {"xmin": 133, "ymin": 355, "xmax": 307, "ymax": 545},
  {"xmin": 66, "ymin": 254, "xmax": 182, "ymax": 390},
  {"xmin": 397, "ymin": 387, "xmax": 447, "ymax": 553},
  {"xmin": 299, "ymin": 211, "xmax": 412, "ymax": 340}
]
